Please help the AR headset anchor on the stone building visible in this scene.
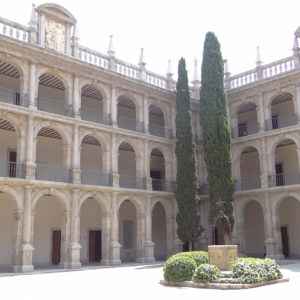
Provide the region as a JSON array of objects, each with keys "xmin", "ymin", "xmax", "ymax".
[{"xmin": 0, "ymin": 3, "xmax": 299, "ymax": 273}]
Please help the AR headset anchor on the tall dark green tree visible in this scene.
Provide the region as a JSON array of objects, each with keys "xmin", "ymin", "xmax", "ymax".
[
  {"xmin": 199, "ymin": 32, "xmax": 234, "ymax": 244},
  {"xmin": 175, "ymin": 58, "xmax": 201, "ymax": 250}
]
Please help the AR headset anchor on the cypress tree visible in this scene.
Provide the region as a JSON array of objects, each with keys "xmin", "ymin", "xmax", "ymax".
[
  {"xmin": 199, "ymin": 32, "xmax": 234, "ymax": 244},
  {"xmin": 175, "ymin": 58, "xmax": 201, "ymax": 250}
]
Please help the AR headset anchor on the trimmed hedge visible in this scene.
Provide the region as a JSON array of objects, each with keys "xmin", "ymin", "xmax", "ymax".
[
  {"xmin": 232, "ymin": 258, "xmax": 282, "ymax": 284},
  {"xmin": 163, "ymin": 256, "xmax": 197, "ymax": 282},
  {"xmin": 193, "ymin": 264, "xmax": 220, "ymax": 283},
  {"xmin": 172, "ymin": 251, "xmax": 208, "ymax": 266}
]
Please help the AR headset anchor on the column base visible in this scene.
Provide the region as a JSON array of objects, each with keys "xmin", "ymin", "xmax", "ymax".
[
  {"xmin": 14, "ymin": 264, "xmax": 34, "ymax": 273},
  {"xmin": 101, "ymin": 259, "xmax": 111, "ymax": 266},
  {"xmin": 110, "ymin": 241, "xmax": 121, "ymax": 265},
  {"xmin": 69, "ymin": 242, "xmax": 82, "ymax": 268},
  {"xmin": 20, "ymin": 243, "xmax": 34, "ymax": 272}
]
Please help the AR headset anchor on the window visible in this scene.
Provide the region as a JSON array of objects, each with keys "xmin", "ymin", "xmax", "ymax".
[{"xmin": 238, "ymin": 122, "xmax": 248, "ymax": 137}]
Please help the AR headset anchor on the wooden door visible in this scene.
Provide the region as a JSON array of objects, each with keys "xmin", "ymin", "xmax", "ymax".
[
  {"xmin": 281, "ymin": 226, "xmax": 290, "ymax": 258},
  {"xmin": 89, "ymin": 230, "xmax": 102, "ymax": 263},
  {"xmin": 51, "ymin": 230, "xmax": 61, "ymax": 265}
]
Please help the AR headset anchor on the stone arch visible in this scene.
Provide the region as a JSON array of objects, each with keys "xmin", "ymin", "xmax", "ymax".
[
  {"xmin": 243, "ymin": 199, "xmax": 265, "ymax": 257},
  {"xmin": 79, "ymin": 192, "xmax": 110, "ymax": 265},
  {"xmin": 118, "ymin": 197, "xmax": 141, "ymax": 263},
  {"xmin": 239, "ymin": 145, "xmax": 261, "ymax": 190},
  {"xmin": 275, "ymin": 195, "xmax": 300, "ymax": 258},
  {"xmin": 148, "ymin": 103, "xmax": 166, "ymax": 137},
  {"xmin": 152, "ymin": 201, "xmax": 167, "ymax": 260},
  {"xmin": 32, "ymin": 189, "xmax": 70, "ymax": 212},
  {"xmin": 270, "ymin": 135, "xmax": 300, "ymax": 161},
  {"xmin": 79, "ymin": 131, "xmax": 109, "ymax": 153},
  {"xmin": 0, "ymin": 59, "xmax": 25, "ymax": 106},
  {"xmin": 78, "ymin": 192, "xmax": 110, "ymax": 215},
  {"xmin": 0, "ymin": 185, "xmax": 22, "ymax": 210},
  {"xmin": 0, "ymin": 189, "xmax": 21, "ymax": 270},
  {"xmin": 37, "ymin": 68, "xmax": 70, "ymax": 115}
]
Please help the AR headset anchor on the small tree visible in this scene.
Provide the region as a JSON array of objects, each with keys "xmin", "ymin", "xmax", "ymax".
[
  {"xmin": 199, "ymin": 32, "xmax": 234, "ymax": 244},
  {"xmin": 175, "ymin": 58, "xmax": 201, "ymax": 250}
]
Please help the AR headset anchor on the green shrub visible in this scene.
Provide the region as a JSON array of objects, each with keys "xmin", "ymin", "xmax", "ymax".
[
  {"xmin": 192, "ymin": 264, "xmax": 220, "ymax": 283},
  {"xmin": 232, "ymin": 257, "xmax": 282, "ymax": 284},
  {"xmin": 163, "ymin": 256, "xmax": 197, "ymax": 282},
  {"xmin": 173, "ymin": 251, "xmax": 208, "ymax": 266}
]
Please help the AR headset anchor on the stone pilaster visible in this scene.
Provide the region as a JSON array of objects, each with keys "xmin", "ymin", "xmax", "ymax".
[{"xmin": 110, "ymin": 194, "xmax": 121, "ymax": 265}]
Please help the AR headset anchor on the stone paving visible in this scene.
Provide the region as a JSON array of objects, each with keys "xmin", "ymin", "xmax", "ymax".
[{"xmin": 0, "ymin": 261, "xmax": 299, "ymax": 300}]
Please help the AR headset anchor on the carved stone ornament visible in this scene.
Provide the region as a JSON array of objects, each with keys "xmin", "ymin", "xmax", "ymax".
[{"xmin": 45, "ymin": 19, "xmax": 66, "ymax": 53}]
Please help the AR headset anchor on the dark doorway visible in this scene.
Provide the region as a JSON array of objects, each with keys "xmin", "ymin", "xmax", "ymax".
[
  {"xmin": 280, "ymin": 226, "xmax": 290, "ymax": 258},
  {"xmin": 89, "ymin": 230, "xmax": 102, "ymax": 263},
  {"xmin": 275, "ymin": 163, "xmax": 284, "ymax": 186},
  {"xmin": 51, "ymin": 230, "xmax": 61, "ymax": 265}
]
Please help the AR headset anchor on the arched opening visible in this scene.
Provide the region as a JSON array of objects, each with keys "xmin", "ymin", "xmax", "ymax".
[
  {"xmin": 152, "ymin": 202, "xmax": 167, "ymax": 260},
  {"xmin": 33, "ymin": 195, "xmax": 66, "ymax": 268},
  {"xmin": 80, "ymin": 135, "xmax": 109, "ymax": 186},
  {"xmin": 80, "ymin": 197, "xmax": 104, "ymax": 265},
  {"xmin": 236, "ymin": 102, "xmax": 258, "ymax": 137},
  {"xmin": 38, "ymin": 73, "xmax": 67, "ymax": 115},
  {"xmin": 150, "ymin": 149, "xmax": 166, "ymax": 191},
  {"xmin": 0, "ymin": 192, "xmax": 18, "ymax": 272},
  {"xmin": 278, "ymin": 197, "xmax": 300, "ymax": 258},
  {"xmin": 119, "ymin": 200, "xmax": 137, "ymax": 263},
  {"xmin": 117, "ymin": 96, "xmax": 137, "ymax": 131},
  {"xmin": 0, "ymin": 119, "xmax": 22, "ymax": 178},
  {"xmin": 240, "ymin": 146, "xmax": 261, "ymax": 190},
  {"xmin": 149, "ymin": 105, "xmax": 165, "ymax": 137},
  {"xmin": 81, "ymin": 85, "xmax": 104, "ymax": 123},
  {"xmin": 0, "ymin": 61, "xmax": 22, "ymax": 105},
  {"xmin": 36, "ymin": 128, "xmax": 69, "ymax": 182},
  {"xmin": 269, "ymin": 93, "xmax": 296, "ymax": 130},
  {"xmin": 273, "ymin": 139, "xmax": 299, "ymax": 186},
  {"xmin": 244, "ymin": 200, "xmax": 265, "ymax": 257},
  {"xmin": 118, "ymin": 142, "xmax": 138, "ymax": 189}
]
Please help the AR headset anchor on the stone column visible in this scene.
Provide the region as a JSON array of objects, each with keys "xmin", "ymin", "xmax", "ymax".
[
  {"xmin": 294, "ymin": 84, "xmax": 300, "ymax": 122},
  {"xmin": 13, "ymin": 209, "xmax": 23, "ymax": 272},
  {"xmin": 29, "ymin": 63, "xmax": 37, "ymax": 109},
  {"xmin": 111, "ymin": 134, "xmax": 119, "ymax": 187},
  {"xmin": 73, "ymin": 76, "xmax": 81, "ymax": 118},
  {"xmin": 257, "ymin": 93, "xmax": 265, "ymax": 132},
  {"xmin": 62, "ymin": 209, "xmax": 71, "ymax": 268},
  {"xmin": 72, "ymin": 124, "xmax": 81, "ymax": 184},
  {"xmin": 111, "ymin": 86, "xmax": 118, "ymax": 127},
  {"xmin": 19, "ymin": 186, "xmax": 34, "ymax": 272},
  {"xmin": 143, "ymin": 197, "xmax": 155, "ymax": 263},
  {"xmin": 101, "ymin": 213, "xmax": 111, "ymax": 265},
  {"xmin": 110, "ymin": 193, "xmax": 121, "ymax": 265},
  {"xmin": 144, "ymin": 141, "xmax": 152, "ymax": 190},
  {"xmin": 26, "ymin": 115, "xmax": 36, "ymax": 179},
  {"xmin": 264, "ymin": 194, "xmax": 283, "ymax": 259},
  {"xmin": 260, "ymin": 138, "xmax": 269, "ymax": 188},
  {"xmin": 143, "ymin": 96, "xmax": 149, "ymax": 134},
  {"xmin": 69, "ymin": 190, "xmax": 81, "ymax": 268}
]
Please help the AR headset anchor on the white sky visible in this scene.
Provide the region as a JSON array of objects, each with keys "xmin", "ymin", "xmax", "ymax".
[{"xmin": 2, "ymin": 0, "xmax": 300, "ymax": 80}]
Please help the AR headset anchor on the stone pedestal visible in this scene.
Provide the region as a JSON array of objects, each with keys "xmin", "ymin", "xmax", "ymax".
[
  {"xmin": 208, "ymin": 245, "xmax": 238, "ymax": 271},
  {"xmin": 110, "ymin": 241, "xmax": 121, "ymax": 265},
  {"xmin": 18, "ymin": 243, "xmax": 34, "ymax": 272},
  {"xmin": 69, "ymin": 242, "xmax": 82, "ymax": 268}
]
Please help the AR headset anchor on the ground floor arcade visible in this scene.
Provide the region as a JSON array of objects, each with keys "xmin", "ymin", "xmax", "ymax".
[
  {"xmin": 0, "ymin": 182, "xmax": 177, "ymax": 273},
  {"xmin": 233, "ymin": 189, "xmax": 300, "ymax": 259}
]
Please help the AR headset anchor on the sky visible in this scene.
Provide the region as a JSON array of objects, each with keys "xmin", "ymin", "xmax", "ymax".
[{"xmin": 1, "ymin": 0, "xmax": 300, "ymax": 80}]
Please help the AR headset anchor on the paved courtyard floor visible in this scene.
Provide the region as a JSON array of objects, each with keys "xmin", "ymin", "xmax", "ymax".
[{"xmin": 0, "ymin": 261, "xmax": 299, "ymax": 300}]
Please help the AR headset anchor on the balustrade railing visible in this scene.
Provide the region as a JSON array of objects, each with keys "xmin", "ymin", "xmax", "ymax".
[
  {"xmin": 269, "ymin": 173, "xmax": 300, "ymax": 187},
  {"xmin": 151, "ymin": 178, "xmax": 175, "ymax": 192},
  {"xmin": 117, "ymin": 116, "xmax": 144, "ymax": 132},
  {"xmin": 37, "ymin": 97, "xmax": 70, "ymax": 116},
  {"xmin": 0, "ymin": 17, "xmax": 29, "ymax": 42},
  {"xmin": 232, "ymin": 122, "xmax": 259, "ymax": 138},
  {"xmin": 0, "ymin": 87, "xmax": 21, "ymax": 106},
  {"xmin": 81, "ymin": 169, "xmax": 112, "ymax": 186},
  {"xmin": 78, "ymin": 46, "xmax": 110, "ymax": 70},
  {"xmin": 235, "ymin": 177, "xmax": 261, "ymax": 191},
  {"xmin": 36, "ymin": 162, "xmax": 70, "ymax": 183},
  {"xmin": 265, "ymin": 113, "xmax": 298, "ymax": 130},
  {"xmin": 119, "ymin": 175, "xmax": 146, "ymax": 189},
  {"xmin": 0, "ymin": 161, "xmax": 25, "ymax": 178},
  {"xmin": 149, "ymin": 124, "xmax": 166, "ymax": 138}
]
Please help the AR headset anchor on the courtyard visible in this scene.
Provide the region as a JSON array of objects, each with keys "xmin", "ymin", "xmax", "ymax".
[{"xmin": 0, "ymin": 261, "xmax": 299, "ymax": 300}]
